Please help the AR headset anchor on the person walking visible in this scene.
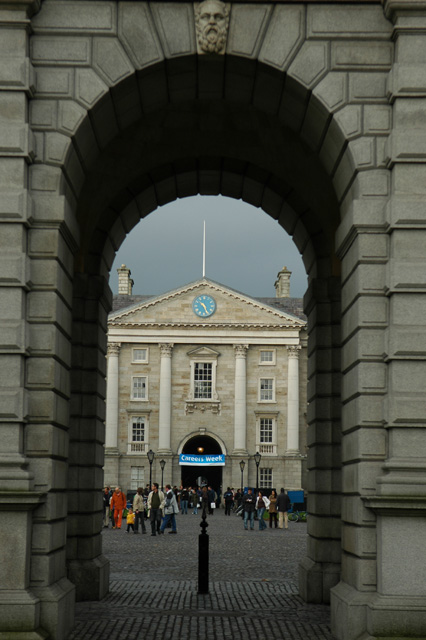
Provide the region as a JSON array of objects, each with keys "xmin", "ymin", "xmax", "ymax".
[
  {"xmin": 256, "ymin": 491, "xmax": 270, "ymax": 530},
  {"xmin": 242, "ymin": 488, "xmax": 256, "ymax": 530},
  {"xmin": 147, "ymin": 483, "xmax": 165, "ymax": 536},
  {"xmin": 268, "ymin": 489, "xmax": 278, "ymax": 529},
  {"xmin": 133, "ymin": 487, "xmax": 147, "ymax": 534},
  {"xmin": 207, "ymin": 486, "xmax": 216, "ymax": 515},
  {"xmin": 126, "ymin": 508, "xmax": 135, "ymax": 533},
  {"xmin": 180, "ymin": 487, "xmax": 189, "ymax": 515},
  {"xmin": 277, "ymin": 487, "xmax": 291, "ymax": 530},
  {"xmin": 223, "ymin": 487, "xmax": 234, "ymax": 516},
  {"xmin": 103, "ymin": 487, "xmax": 111, "ymax": 528},
  {"xmin": 110, "ymin": 486, "xmax": 126, "ymax": 529},
  {"xmin": 160, "ymin": 484, "xmax": 179, "ymax": 534},
  {"xmin": 190, "ymin": 488, "xmax": 199, "ymax": 515}
]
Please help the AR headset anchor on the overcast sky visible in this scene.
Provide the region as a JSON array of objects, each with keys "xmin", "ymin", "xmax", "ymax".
[{"xmin": 111, "ymin": 195, "xmax": 307, "ymax": 299}]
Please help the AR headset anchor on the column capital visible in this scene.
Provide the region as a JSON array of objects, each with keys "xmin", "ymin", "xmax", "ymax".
[
  {"xmin": 234, "ymin": 344, "xmax": 249, "ymax": 357},
  {"xmin": 159, "ymin": 343, "xmax": 174, "ymax": 357},
  {"xmin": 287, "ymin": 345, "xmax": 301, "ymax": 358},
  {"xmin": 107, "ymin": 343, "xmax": 121, "ymax": 357}
]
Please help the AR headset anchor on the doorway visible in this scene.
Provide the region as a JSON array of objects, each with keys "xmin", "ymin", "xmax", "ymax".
[{"xmin": 181, "ymin": 435, "xmax": 223, "ymax": 494}]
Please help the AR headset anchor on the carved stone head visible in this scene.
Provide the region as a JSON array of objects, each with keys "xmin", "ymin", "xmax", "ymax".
[{"xmin": 195, "ymin": 0, "xmax": 230, "ymax": 55}]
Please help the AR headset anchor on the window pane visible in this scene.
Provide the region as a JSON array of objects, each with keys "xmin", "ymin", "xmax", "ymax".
[
  {"xmin": 132, "ymin": 417, "xmax": 145, "ymax": 442},
  {"xmin": 132, "ymin": 377, "xmax": 146, "ymax": 399},
  {"xmin": 260, "ymin": 350, "xmax": 273, "ymax": 362},
  {"xmin": 260, "ymin": 468, "xmax": 272, "ymax": 488},
  {"xmin": 194, "ymin": 363, "xmax": 212, "ymax": 399},
  {"xmin": 260, "ymin": 378, "xmax": 273, "ymax": 400},
  {"xmin": 260, "ymin": 418, "xmax": 273, "ymax": 443},
  {"xmin": 133, "ymin": 349, "xmax": 147, "ymax": 361},
  {"xmin": 130, "ymin": 466, "xmax": 144, "ymax": 490}
]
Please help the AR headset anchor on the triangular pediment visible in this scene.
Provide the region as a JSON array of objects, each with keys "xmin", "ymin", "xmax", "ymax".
[
  {"xmin": 109, "ymin": 278, "xmax": 305, "ymax": 328},
  {"xmin": 187, "ymin": 346, "xmax": 220, "ymax": 358}
]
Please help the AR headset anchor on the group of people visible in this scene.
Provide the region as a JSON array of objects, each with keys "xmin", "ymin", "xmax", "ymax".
[
  {"xmin": 240, "ymin": 488, "xmax": 291, "ymax": 531},
  {"xmin": 103, "ymin": 484, "xmax": 181, "ymax": 535},
  {"xmin": 103, "ymin": 484, "xmax": 293, "ymax": 535}
]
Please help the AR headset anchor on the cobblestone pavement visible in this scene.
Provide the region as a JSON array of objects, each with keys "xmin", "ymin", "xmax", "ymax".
[{"xmin": 70, "ymin": 510, "xmax": 332, "ymax": 640}]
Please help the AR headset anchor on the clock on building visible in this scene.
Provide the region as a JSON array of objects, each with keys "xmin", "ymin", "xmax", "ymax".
[{"xmin": 192, "ymin": 294, "xmax": 216, "ymax": 318}]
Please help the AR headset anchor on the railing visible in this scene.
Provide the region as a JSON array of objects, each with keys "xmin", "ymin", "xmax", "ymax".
[
  {"xmin": 258, "ymin": 444, "xmax": 277, "ymax": 455},
  {"xmin": 128, "ymin": 442, "xmax": 148, "ymax": 454}
]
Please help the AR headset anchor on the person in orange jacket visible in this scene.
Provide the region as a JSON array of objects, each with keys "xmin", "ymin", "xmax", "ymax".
[{"xmin": 110, "ymin": 486, "xmax": 127, "ymax": 529}]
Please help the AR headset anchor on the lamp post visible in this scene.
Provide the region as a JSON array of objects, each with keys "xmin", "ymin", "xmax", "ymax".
[
  {"xmin": 160, "ymin": 459, "xmax": 166, "ymax": 491},
  {"xmin": 239, "ymin": 459, "xmax": 245, "ymax": 492},
  {"xmin": 147, "ymin": 449, "xmax": 155, "ymax": 489},
  {"xmin": 254, "ymin": 451, "xmax": 261, "ymax": 492}
]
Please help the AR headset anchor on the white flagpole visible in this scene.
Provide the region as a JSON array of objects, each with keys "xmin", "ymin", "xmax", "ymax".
[{"xmin": 203, "ymin": 220, "xmax": 206, "ymax": 278}]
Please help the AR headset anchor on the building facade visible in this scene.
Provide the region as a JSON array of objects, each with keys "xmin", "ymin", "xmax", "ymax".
[{"xmin": 105, "ymin": 266, "xmax": 307, "ymax": 494}]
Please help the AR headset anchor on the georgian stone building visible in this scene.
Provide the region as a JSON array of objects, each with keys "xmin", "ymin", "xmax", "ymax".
[{"xmin": 105, "ymin": 265, "xmax": 308, "ymax": 494}]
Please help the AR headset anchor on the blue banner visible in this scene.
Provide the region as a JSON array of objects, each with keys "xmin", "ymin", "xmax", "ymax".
[{"xmin": 179, "ymin": 453, "xmax": 225, "ymax": 466}]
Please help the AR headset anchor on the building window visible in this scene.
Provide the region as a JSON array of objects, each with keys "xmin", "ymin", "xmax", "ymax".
[
  {"xmin": 130, "ymin": 466, "xmax": 145, "ymax": 490},
  {"xmin": 260, "ymin": 468, "xmax": 273, "ymax": 489},
  {"xmin": 128, "ymin": 415, "xmax": 149, "ymax": 454},
  {"xmin": 260, "ymin": 418, "xmax": 273, "ymax": 443},
  {"xmin": 259, "ymin": 349, "xmax": 276, "ymax": 365},
  {"xmin": 194, "ymin": 362, "xmax": 212, "ymax": 399},
  {"xmin": 259, "ymin": 378, "xmax": 275, "ymax": 402},
  {"xmin": 131, "ymin": 376, "xmax": 147, "ymax": 400},
  {"xmin": 186, "ymin": 347, "xmax": 220, "ymax": 414},
  {"xmin": 132, "ymin": 348, "xmax": 148, "ymax": 363},
  {"xmin": 255, "ymin": 412, "xmax": 278, "ymax": 455}
]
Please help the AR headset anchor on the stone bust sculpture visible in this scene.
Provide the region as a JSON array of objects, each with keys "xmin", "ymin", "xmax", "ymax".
[{"xmin": 195, "ymin": 0, "xmax": 230, "ymax": 55}]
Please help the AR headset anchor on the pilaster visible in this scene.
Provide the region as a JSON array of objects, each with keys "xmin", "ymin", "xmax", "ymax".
[
  {"xmin": 286, "ymin": 345, "xmax": 301, "ymax": 455},
  {"xmin": 233, "ymin": 344, "xmax": 248, "ymax": 456},
  {"xmin": 158, "ymin": 343, "xmax": 173, "ymax": 455}
]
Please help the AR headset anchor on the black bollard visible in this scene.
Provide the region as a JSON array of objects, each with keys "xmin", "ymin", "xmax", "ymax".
[{"xmin": 198, "ymin": 505, "xmax": 209, "ymax": 594}]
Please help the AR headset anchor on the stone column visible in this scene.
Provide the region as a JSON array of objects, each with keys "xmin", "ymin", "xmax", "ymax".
[
  {"xmin": 105, "ymin": 343, "xmax": 120, "ymax": 450},
  {"xmin": 233, "ymin": 345, "xmax": 249, "ymax": 455},
  {"xmin": 158, "ymin": 344, "xmax": 173, "ymax": 454},
  {"xmin": 286, "ymin": 346, "xmax": 301, "ymax": 454}
]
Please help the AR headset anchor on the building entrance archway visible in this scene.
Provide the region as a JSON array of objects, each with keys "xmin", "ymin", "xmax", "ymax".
[{"xmin": 181, "ymin": 435, "xmax": 223, "ymax": 493}]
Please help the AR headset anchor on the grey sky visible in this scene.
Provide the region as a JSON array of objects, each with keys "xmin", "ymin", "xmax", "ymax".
[{"xmin": 111, "ymin": 195, "xmax": 307, "ymax": 299}]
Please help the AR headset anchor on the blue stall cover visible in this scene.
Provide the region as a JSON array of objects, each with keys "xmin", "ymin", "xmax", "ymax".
[{"xmin": 288, "ymin": 490, "xmax": 305, "ymax": 506}]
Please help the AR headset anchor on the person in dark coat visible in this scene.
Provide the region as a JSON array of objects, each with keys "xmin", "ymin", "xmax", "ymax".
[
  {"xmin": 242, "ymin": 488, "xmax": 256, "ymax": 530},
  {"xmin": 276, "ymin": 487, "xmax": 291, "ymax": 530},
  {"xmin": 223, "ymin": 487, "xmax": 234, "ymax": 516}
]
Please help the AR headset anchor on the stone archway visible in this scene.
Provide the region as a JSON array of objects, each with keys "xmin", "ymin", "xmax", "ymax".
[{"xmin": 3, "ymin": 1, "xmax": 426, "ymax": 639}]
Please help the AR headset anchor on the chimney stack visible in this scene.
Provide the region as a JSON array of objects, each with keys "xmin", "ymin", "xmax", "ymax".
[
  {"xmin": 274, "ymin": 266, "xmax": 291, "ymax": 298},
  {"xmin": 117, "ymin": 264, "xmax": 134, "ymax": 295}
]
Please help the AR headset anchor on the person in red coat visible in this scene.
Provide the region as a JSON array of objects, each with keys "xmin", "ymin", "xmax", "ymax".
[{"xmin": 110, "ymin": 486, "xmax": 127, "ymax": 529}]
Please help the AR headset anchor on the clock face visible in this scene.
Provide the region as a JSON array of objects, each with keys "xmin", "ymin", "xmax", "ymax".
[{"xmin": 192, "ymin": 294, "xmax": 216, "ymax": 318}]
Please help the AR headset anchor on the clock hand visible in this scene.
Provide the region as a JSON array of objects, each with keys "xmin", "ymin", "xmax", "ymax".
[{"xmin": 200, "ymin": 302, "xmax": 208, "ymax": 312}]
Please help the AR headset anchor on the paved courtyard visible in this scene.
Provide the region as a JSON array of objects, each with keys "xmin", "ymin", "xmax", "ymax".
[{"xmin": 70, "ymin": 509, "xmax": 332, "ymax": 639}]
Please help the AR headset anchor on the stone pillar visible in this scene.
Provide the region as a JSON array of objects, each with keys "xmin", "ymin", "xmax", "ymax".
[
  {"xmin": 233, "ymin": 345, "xmax": 249, "ymax": 456},
  {"xmin": 158, "ymin": 343, "xmax": 173, "ymax": 455},
  {"xmin": 286, "ymin": 346, "xmax": 301, "ymax": 454},
  {"xmin": 299, "ymin": 277, "xmax": 342, "ymax": 605},
  {"xmin": 331, "ymin": 3, "xmax": 426, "ymax": 639},
  {"xmin": 67, "ymin": 274, "xmax": 110, "ymax": 603},
  {"xmin": 0, "ymin": 0, "xmax": 76, "ymax": 637}
]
